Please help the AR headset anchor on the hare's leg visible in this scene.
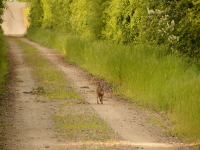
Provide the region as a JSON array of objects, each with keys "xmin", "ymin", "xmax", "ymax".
[
  {"xmin": 97, "ymin": 96, "xmax": 99, "ymax": 104},
  {"xmin": 100, "ymin": 96, "xmax": 103, "ymax": 104}
]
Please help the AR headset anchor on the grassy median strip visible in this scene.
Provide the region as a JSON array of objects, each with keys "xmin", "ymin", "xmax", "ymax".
[{"xmin": 15, "ymin": 38, "xmax": 120, "ymax": 146}]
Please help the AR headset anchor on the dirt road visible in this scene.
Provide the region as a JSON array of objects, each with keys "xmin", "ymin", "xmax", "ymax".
[
  {"xmin": 5, "ymin": 38, "xmax": 66, "ymax": 150},
  {"xmin": 2, "ymin": 2, "xmax": 27, "ymax": 36},
  {"xmin": 1, "ymin": 1, "xmax": 197, "ymax": 150},
  {"xmin": 3, "ymin": 36, "xmax": 196, "ymax": 150}
]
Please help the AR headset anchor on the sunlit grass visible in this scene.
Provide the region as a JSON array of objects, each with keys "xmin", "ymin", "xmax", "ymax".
[
  {"xmin": 22, "ymin": 7, "xmax": 30, "ymax": 28},
  {"xmin": 26, "ymin": 28, "xmax": 200, "ymax": 143},
  {"xmin": 54, "ymin": 105, "xmax": 118, "ymax": 141}
]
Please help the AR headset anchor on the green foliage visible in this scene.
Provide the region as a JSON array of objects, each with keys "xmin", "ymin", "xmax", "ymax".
[
  {"xmin": 28, "ymin": 0, "xmax": 108, "ymax": 37},
  {"xmin": 28, "ymin": 0, "xmax": 43, "ymax": 28},
  {"xmin": 30, "ymin": 0, "xmax": 72, "ymax": 32},
  {"xmin": 0, "ymin": 0, "xmax": 4, "ymax": 24},
  {"xmin": 40, "ymin": 0, "xmax": 72, "ymax": 31},
  {"xmin": 103, "ymin": 0, "xmax": 144, "ymax": 43},
  {"xmin": 49, "ymin": 0, "xmax": 72, "ymax": 32},
  {"xmin": 176, "ymin": 0, "xmax": 200, "ymax": 58},
  {"xmin": 27, "ymin": 0, "xmax": 200, "ymax": 60},
  {"xmin": 69, "ymin": 0, "xmax": 108, "ymax": 38},
  {"xmin": 139, "ymin": 0, "xmax": 200, "ymax": 60}
]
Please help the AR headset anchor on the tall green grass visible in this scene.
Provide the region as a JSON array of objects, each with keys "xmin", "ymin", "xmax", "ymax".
[
  {"xmin": 0, "ymin": 33, "xmax": 8, "ymax": 96},
  {"xmin": 0, "ymin": 31, "xmax": 8, "ymax": 150},
  {"xmin": 26, "ymin": 28, "xmax": 200, "ymax": 143}
]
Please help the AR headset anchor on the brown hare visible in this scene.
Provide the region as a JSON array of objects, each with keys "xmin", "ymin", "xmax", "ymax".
[{"xmin": 96, "ymin": 82, "xmax": 104, "ymax": 104}]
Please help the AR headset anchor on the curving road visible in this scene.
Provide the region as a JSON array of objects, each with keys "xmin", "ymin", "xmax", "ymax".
[{"xmin": 2, "ymin": 1, "xmax": 27, "ymax": 36}]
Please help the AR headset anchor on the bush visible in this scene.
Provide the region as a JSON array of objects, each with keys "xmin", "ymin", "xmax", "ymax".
[
  {"xmin": 103, "ymin": 0, "xmax": 145, "ymax": 43},
  {"xmin": 69, "ymin": 0, "xmax": 108, "ymax": 38},
  {"xmin": 28, "ymin": 0, "xmax": 44, "ymax": 28}
]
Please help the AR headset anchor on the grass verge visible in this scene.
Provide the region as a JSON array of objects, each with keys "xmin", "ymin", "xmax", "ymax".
[
  {"xmin": 15, "ymin": 38, "xmax": 125, "ymax": 148},
  {"xmin": 26, "ymin": 28, "xmax": 200, "ymax": 144},
  {"xmin": 0, "ymin": 33, "xmax": 9, "ymax": 149},
  {"xmin": 0, "ymin": 33, "xmax": 8, "ymax": 97}
]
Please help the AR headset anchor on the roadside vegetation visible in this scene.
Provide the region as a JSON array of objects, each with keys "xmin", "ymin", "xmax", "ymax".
[
  {"xmin": 0, "ymin": 31, "xmax": 7, "ymax": 97},
  {"xmin": 25, "ymin": 0, "xmax": 200, "ymax": 144},
  {"xmin": 0, "ymin": 0, "xmax": 9, "ymax": 149},
  {"xmin": 0, "ymin": 34, "xmax": 8, "ymax": 150},
  {"xmin": 0, "ymin": 0, "xmax": 8, "ymax": 96},
  {"xmin": 15, "ymin": 39, "xmax": 127, "ymax": 149}
]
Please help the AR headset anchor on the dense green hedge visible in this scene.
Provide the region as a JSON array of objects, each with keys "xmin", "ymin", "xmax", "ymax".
[
  {"xmin": 28, "ymin": 0, "xmax": 200, "ymax": 61},
  {"xmin": 28, "ymin": 0, "xmax": 43, "ymax": 28},
  {"xmin": 69, "ymin": 0, "xmax": 107, "ymax": 38},
  {"xmin": 103, "ymin": 0, "xmax": 143, "ymax": 43}
]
